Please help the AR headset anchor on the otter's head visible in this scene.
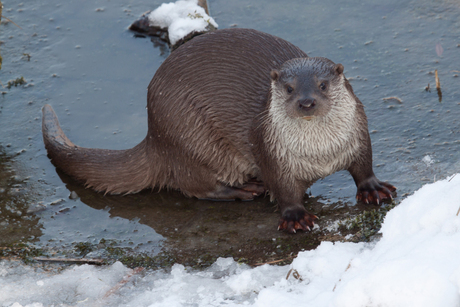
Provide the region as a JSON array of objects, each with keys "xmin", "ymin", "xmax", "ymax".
[{"xmin": 270, "ymin": 57, "xmax": 345, "ymax": 121}]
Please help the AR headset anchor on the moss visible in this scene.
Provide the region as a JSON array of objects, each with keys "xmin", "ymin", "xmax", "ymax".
[
  {"xmin": 339, "ymin": 201, "xmax": 397, "ymax": 241},
  {"xmin": 74, "ymin": 242, "xmax": 94, "ymax": 256},
  {"xmin": 6, "ymin": 77, "xmax": 26, "ymax": 89},
  {"xmin": 105, "ymin": 246, "xmax": 177, "ymax": 269},
  {"xmin": 0, "ymin": 243, "xmax": 45, "ymax": 263}
]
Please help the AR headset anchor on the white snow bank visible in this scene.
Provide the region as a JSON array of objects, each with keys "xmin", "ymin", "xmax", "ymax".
[
  {"xmin": 263, "ymin": 173, "xmax": 460, "ymax": 307},
  {"xmin": 148, "ymin": 0, "xmax": 218, "ymax": 45},
  {"xmin": 1, "ymin": 174, "xmax": 459, "ymax": 307},
  {"xmin": 0, "ymin": 261, "xmax": 130, "ymax": 306}
]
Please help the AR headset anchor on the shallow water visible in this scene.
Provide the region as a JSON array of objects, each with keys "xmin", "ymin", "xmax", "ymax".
[{"xmin": 0, "ymin": 0, "xmax": 459, "ymax": 265}]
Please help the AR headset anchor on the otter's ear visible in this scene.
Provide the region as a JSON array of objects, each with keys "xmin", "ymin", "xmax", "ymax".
[
  {"xmin": 334, "ymin": 63, "xmax": 344, "ymax": 75},
  {"xmin": 270, "ymin": 70, "xmax": 280, "ymax": 81}
]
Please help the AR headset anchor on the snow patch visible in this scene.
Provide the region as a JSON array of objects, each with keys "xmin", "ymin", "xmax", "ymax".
[
  {"xmin": 422, "ymin": 154, "xmax": 435, "ymax": 166},
  {"xmin": 148, "ymin": 0, "xmax": 218, "ymax": 45}
]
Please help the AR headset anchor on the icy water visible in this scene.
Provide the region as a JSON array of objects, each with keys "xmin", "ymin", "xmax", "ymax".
[{"xmin": 0, "ymin": 0, "xmax": 459, "ymax": 266}]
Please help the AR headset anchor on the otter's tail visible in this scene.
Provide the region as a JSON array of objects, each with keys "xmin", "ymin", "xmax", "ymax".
[{"xmin": 42, "ymin": 104, "xmax": 152, "ymax": 194}]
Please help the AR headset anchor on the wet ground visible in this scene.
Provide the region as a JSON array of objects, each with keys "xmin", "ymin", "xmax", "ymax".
[{"xmin": 0, "ymin": 0, "xmax": 459, "ymax": 267}]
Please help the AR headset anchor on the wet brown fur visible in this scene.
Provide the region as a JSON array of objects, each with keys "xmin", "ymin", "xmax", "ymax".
[
  {"xmin": 44, "ymin": 29, "xmax": 308, "ymax": 196},
  {"xmin": 42, "ymin": 28, "xmax": 395, "ymax": 232}
]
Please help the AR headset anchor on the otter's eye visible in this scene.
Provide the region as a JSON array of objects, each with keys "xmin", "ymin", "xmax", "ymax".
[
  {"xmin": 287, "ymin": 86, "xmax": 294, "ymax": 94},
  {"xmin": 319, "ymin": 82, "xmax": 327, "ymax": 91}
]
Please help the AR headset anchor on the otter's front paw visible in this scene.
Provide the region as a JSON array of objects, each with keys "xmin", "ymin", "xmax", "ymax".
[
  {"xmin": 356, "ymin": 176, "xmax": 396, "ymax": 205},
  {"xmin": 278, "ymin": 207, "xmax": 318, "ymax": 234}
]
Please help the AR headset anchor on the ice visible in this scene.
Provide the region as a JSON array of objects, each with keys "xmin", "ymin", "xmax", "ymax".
[
  {"xmin": 422, "ymin": 154, "xmax": 434, "ymax": 166},
  {"xmin": 148, "ymin": 0, "xmax": 218, "ymax": 45},
  {"xmin": 1, "ymin": 174, "xmax": 460, "ymax": 306}
]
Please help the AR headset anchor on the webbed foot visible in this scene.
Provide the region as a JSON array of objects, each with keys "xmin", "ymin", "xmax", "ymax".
[
  {"xmin": 356, "ymin": 176, "xmax": 396, "ymax": 205},
  {"xmin": 278, "ymin": 207, "xmax": 317, "ymax": 234}
]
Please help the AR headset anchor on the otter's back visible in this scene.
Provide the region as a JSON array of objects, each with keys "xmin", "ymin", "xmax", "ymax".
[{"xmin": 146, "ymin": 28, "xmax": 307, "ymax": 185}]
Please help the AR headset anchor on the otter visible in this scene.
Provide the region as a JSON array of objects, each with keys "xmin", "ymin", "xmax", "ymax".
[{"xmin": 42, "ymin": 28, "xmax": 395, "ymax": 233}]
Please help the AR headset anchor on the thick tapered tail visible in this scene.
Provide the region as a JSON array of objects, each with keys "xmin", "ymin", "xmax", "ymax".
[{"xmin": 42, "ymin": 104, "xmax": 152, "ymax": 194}]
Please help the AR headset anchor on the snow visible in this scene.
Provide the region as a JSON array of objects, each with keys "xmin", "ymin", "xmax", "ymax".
[
  {"xmin": 148, "ymin": 0, "xmax": 218, "ymax": 45},
  {"xmin": 1, "ymin": 174, "xmax": 460, "ymax": 307}
]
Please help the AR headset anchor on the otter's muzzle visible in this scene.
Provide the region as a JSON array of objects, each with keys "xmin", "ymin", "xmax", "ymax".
[
  {"xmin": 299, "ymin": 98, "xmax": 316, "ymax": 110},
  {"xmin": 298, "ymin": 98, "xmax": 317, "ymax": 121}
]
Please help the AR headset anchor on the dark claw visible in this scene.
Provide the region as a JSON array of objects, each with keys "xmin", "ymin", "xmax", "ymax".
[
  {"xmin": 361, "ymin": 191, "xmax": 369, "ymax": 204},
  {"xmin": 287, "ymin": 221, "xmax": 296, "ymax": 234},
  {"xmin": 298, "ymin": 219, "xmax": 309, "ymax": 231},
  {"xmin": 380, "ymin": 186, "xmax": 393, "ymax": 199},
  {"xmin": 371, "ymin": 190, "xmax": 380, "ymax": 205}
]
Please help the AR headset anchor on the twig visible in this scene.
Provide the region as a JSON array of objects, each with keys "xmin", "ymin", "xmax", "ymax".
[
  {"xmin": 1, "ymin": 16, "xmax": 22, "ymax": 29},
  {"xmin": 253, "ymin": 256, "xmax": 295, "ymax": 266},
  {"xmin": 448, "ymin": 174, "xmax": 456, "ymax": 182},
  {"xmin": 286, "ymin": 268, "xmax": 303, "ymax": 281},
  {"xmin": 103, "ymin": 267, "xmax": 144, "ymax": 299},
  {"xmin": 435, "ymin": 69, "xmax": 442, "ymax": 102},
  {"xmin": 0, "ymin": 256, "xmax": 22, "ymax": 261},
  {"xmin": 435, "ymin": 69, "xmax": 441, "ymax": 89},
  {"xmin": 33, "ymin": 257, "xmax": 105, "ymax": 264},
  {"xmin": 333, "ymin": 263, "xmax": 352, "ymax": 291},
  {"xmin": 197, "ymin": 0, "xmax": 209, "ymax": 15}
]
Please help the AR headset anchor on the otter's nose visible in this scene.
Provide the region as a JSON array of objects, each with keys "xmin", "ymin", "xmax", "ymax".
[{"xmin": 298, "ymin": 98, "xmax": 316, "ymax": 110}]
